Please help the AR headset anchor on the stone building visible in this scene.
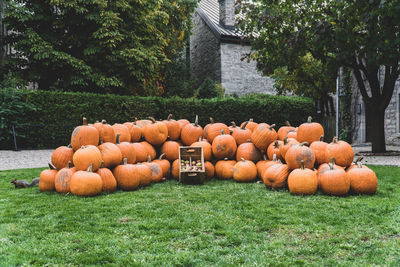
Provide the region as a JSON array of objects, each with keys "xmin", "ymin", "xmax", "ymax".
[{"xmin": 189, "ymin": 0, "xmax": 275, "ymax": 96}]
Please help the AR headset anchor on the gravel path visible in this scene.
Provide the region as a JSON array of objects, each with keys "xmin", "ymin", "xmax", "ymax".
[{"xmin": 0, "ymin": 145, "xmax": 399, "ymax": 171}]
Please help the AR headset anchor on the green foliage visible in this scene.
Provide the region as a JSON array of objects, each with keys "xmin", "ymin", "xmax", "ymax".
[
  {"xmin": 2, "ymin": 0, "xmax": 197, "ymax": 95},
  {"xmin": 1, "ymin": 88, "xmax": 314, "ymax": 149},
  {"xmin": 1, "ymin": 165, "xmax": 400, "ymax": 265},
  {"xmin": 197, "ymin": 77, "xmax": 218, "ymax": 99}
]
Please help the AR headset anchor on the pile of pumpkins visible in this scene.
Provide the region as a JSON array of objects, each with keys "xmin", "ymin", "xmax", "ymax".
[{"xmin": 39, "ymin": 115, "xmax": 378, "ymax": 197}]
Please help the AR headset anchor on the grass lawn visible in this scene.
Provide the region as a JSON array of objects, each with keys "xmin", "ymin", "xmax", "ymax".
[{"xmin": 1, "ymin": 165, "xmax": 400, "ymax": 266}]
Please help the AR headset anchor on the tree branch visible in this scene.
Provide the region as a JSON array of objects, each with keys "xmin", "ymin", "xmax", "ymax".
[
  {"xmin": 380, "ymin": 64, "xmax": 399, "ymax": 110},
  {"xmin": 352, "ymin": 60, "xmax": 372, "ymax": 105}
]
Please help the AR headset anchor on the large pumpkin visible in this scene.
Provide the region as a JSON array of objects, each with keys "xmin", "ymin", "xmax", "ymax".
[
  {"xmin": 144, "ymin": 156, "xmax": 164, "ymax": 183},
  {"xmin": 317, "ymin": 158, "xmax": 344, "ymax": 188},
  {"xmin": 240, "ymin": 118, "xmax": 258, "ymax": 132},
  {"xmin": 279, "ymin": 137, "xmax": 299, "ymax": 159},
  {"xmin": 256, "ymin": 154, "xmax": 279, "ymax": 179},
  {"xmin": 236, "ymin": 141, "xmax": 261, "ymax": 162},
  {"xmin": 191, "ymin": 137, "xmax": 212, "ymax": 161},
  {"xmin": 93, "ymin": 120, "xmax": 116, "ymax": 143},
  {"xmin": 135, "ymin": 163, "xmax": 152, "ymax": 187},
  {"xmin": 51, "ymin": 145, "xmax": 74, "ymax": 170},
  {"xmin": 163, "ymin": 114, "xmax": 181, "ymax": 140},
  {"xmin": 277, "ymin": 121, "xmax": 296, "ymax": 141},
  {"xmin": 319, "ymin": 163, "xmax": 350, "ymax": 196},
  {"xmin": 233, "ymin": 158, "xmax": 257, "ymax": 182},
  {"xmin": 309, "ymin": 136, "xmax": 329, "ymax": 166},
  {"xmin": 215, "ymin": 158, "xmax": 236, "ymax": 179},
  {"xmin": 232, "ymin": 122, "xmax": 252, "ymax": 145},
  {"xmin": 347, "ymin": 163, "xmax": 378, "ymax": 195},
  {"xmin": 112, "ymin": 123, "xmax": 131, "ymax": 142},
  {"xmin": 98, "ymin": 140, "xmax": 123, "ymax": 168},
  {"xmin": 251, "ymin": 123, "xmax": 277, "ymax": 151},
  {"xmin": 296, "ymin": 116, "xmax": 324, "ymax": 144},
  {"xmin": 288, "ymin": 160, "xmax": 318, "ymax": 195},
  {"xmin": 113, "ymin": 158, "xmax": 142, "ymax": 190},
  {"xmin": 140, "ymin": 141, "xmax": 157, "ymax": 161},
  {"xmin": 70, "ymin": 164, "xmax": 103, "ymax": 196},
  {"xmin": 131, "ymin": 142, "xmax": 148, "ymax": 162},
  {"xmin": 326, "ymin": 137, "xmax": 354, "ymax": 167},
  {"xmin": 262, "ymin": 162, "xmax": 290, "ymax": 189},
  {"xmin": 39, "ymin": 163, "xmax": 58, "ymax": 192},
  {"xmin": 153, "ymin": 154, "xmax": 171, "ymax": 179},
  {"xmin": 143, "ymin": 117, "xmax": 169, "ymax": 145},
  {"xmin": 71, "ymin": 117, "xmax": 99, "ymax": 151},
  {"xmin": 96, "ymin": 163, "xmax": 117, "ymax": 193},
  {"xmin": 161, "ymin": 140, "xmax": 181, "ymax": 161},
  {"xmin": 267, "ymin": 140, "xmax": 283, "ymax": 161},
  {"xmin": 181, "ymin": 115, "xmax": 203, "ymax": 145},
  {"xmin": 206, "ymin": 118, "xmax": 230, "ymax": 143},
  {"xmin": 116, "ymin": 134, "xmax": 136, "ymax": 164},
  {"xmin": 135, "ymin": 118, "xmax": 152, "ymax": 128},
  {"xmin": 55, "ymin": 161, "xmax": 76, "ymax": 194},
  {"xmin": 285, "ymin": 143, "xmax": 315, "ymax": 170},
  {"xmin": 211, "ymin": 130, "xmax": 237, "ymax": 159},
  {"xmin": 73, "ymin": 145, "xmax": 102, "ymax": 172},
  {"xmin": 177, "ymin": 119, "xmax": 190, "ymax": 129}
]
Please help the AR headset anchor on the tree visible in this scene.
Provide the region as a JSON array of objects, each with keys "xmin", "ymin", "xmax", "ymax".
[
  {"xmin": 1, "ymin": 0, "xmax": 197, "ymax": 95},
  {"xmin": 197, "ymin": 77, "xmax": 218, "ymax": 99},
  {"xmin": 238, "ymin": 0, "xmax": 400, "ymax": 152}
]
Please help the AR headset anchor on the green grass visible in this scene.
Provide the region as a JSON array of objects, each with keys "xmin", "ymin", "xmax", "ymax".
[{"xmin": 1, "ymin": 166, "xmax": 400, "ymax": 266}]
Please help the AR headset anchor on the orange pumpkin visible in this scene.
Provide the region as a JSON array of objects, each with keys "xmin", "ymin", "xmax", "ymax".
[
  {"xmin": 267, "ymin": 140, "xmax": 283, "ymax": 161},
  {"xmin": 262, "ymin": 161, "xmax": 290, "ymax": 189},
  {"xmin": 233, "ymin": 158, "xmax": 257, "ymax": 182},
  {"xmin": 129, "ymin": 122, "xmax": 142, "ymax": 142},
  {"xmin": 317, "ymin": 158, "xmax": 344, "ymax": 187},
  {"xmin": 177, "ymin": 119, "xmax": 190, "ymax": 128},
  {"xmin": 236, "ymin": 141, "xmax": 261, "ymax": 162},
  {"xmin": 297, "ymin": 116, "xmax": 324, "ymax": 144},
  {"xmin": 94, "ymin": 120, "xmax": 116, "ymax": 143},
  {"xmin": 143, "ymin": 117, "xmax": 168, "ymax": 145},
  {"xmin": 277, "ymin": 121, "xmax": 296, "ymax": 141},
  {"xmin": 51, "ymin": 145, "xmax": 74, "ymax": 170},
  {"xmin": 347, "ymin": 162, "xmax": 377, "ymax": 195},
  {"xmin": 131, "ymin": 142, "xmax": 148, "ymax": 162},
  {"xmin": 279, "ymin": 137, "xmax": 299, "ymax": 159},
  {"xmin": 211, "ymin": 129, "xmax": 237, "ymax": 159},
  {"xmin": 215, "ymin": 158, "xmax": 236, "ymax": 179},
  {"xmin": 113, "ymin": 158, "xmax": 142, "ymax": 190},
  {"xmin": 98, "ymin": 140, "xmax": 123, "ymax": 168},
  {"xmin": 286, "ymin": 130, "xmax": 298, "ymax": 140},
  {"xmin": 309, "ymin": 136, "xmax": 329, "ymax": 166},
  {"xmin": 240, "ymin": 118, "xmax": 258, "ymax": 132},
  {"xmin": 140, "ymin": 141, "xmax": 157, "ymax": 161},
  {"xmin": 39, "ymin": 163, "xmax": 58, "ymax": 192},
  {"xmin": 161, "ymin": 140, "xmax": 181, "ymax": 161},
  {"xmin": 112, "ymin": 123, "xmax": 130, "ymax": 142},
  {"xmin": 288, "ymin": 160, "xmax": 318, "ymax": 195},
  {"xmin": 144, "ymin": 156, "xmax": 164, "ymax": 183},
  {"xmin": 191, "ymin": 137, "xmax": 212, "ymax": 161},
  {"xmin": 204, "ymin": 161, "xmax": 215, "ymax": 179},
  {"xmin": 163, "ymin": 114, "xmax": 181, "ymax": 140},
  {"xmin": 251, "ymin": 123, "xmax": 277, "ymax": 151},
  {"xmin": 153, "ymin": 154, "xmax": 171, "ymax": 179},
  {"xmin": 256, "ymin": 154, "xmax": 279, "ymax": 179},
  {"xmin": 181, "ymin": 115, "xmax": 203, "ymax": 145},
  {"xmin": 285, "ymin": 143, "xmax": 315, "ymax": 170},
  {"xmin": 206, "ymin": 118, "xmax": 230, "ymax": 143},
  {"xmin": 135, "ymin": 163, "xmax": 152, "ymax": 187},
  {"xmin": 232, "ymin": 121, "xmax": 252, "ymax": 145},
  {"xmin": 70, "ymin": 164, "xmax": 103, "ymax": 196},
  {"xmin": 171, "ymin": 159, "xmax": 180, "ymax": 180},
  {"xmin": 55, "ymin": 161, "xmax": 76, "ymax": 194},
  {"xmin": 319, "ymin": 163, "xmax": 350, "ymax": 196},
  {"xmin": 71, "ymin": 117, "xmax": 99, "ymax": 151},
  {"xmin": 96, "ymin": 163, "xmax": 117, "ymax": 193},
  {"xmin": 73, "ymin": 145, "xmax": 102, "ymax": 172},
  {"xmin": 116, "ymin": 134, "xmax": 136, "ymax": 164},
  {"xmin": 135, "ymin": 118, "xmax": 152, "ymax": 128},
  {"xmin": 326, "ymin": 137, "xmax": 354, "ymax": 168},
  {"xmin": 346, "ymin": 157, "xmax": 364, "ymax": 171}
]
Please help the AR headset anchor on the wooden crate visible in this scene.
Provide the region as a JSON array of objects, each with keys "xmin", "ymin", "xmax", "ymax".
[{"xmin": 178, "ymin": 146, "xmax": 206, "ymax": 185}]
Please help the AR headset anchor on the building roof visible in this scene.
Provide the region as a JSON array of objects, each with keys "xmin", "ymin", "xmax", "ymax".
[{"xmin": 196, "ymin": 0, "xmax": 248, "ymax": 44}]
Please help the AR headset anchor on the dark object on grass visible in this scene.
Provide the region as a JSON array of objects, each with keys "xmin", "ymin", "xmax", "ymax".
[{"xmin": 11, "ymin": 178, "xmax": 40, "ymax": 188}]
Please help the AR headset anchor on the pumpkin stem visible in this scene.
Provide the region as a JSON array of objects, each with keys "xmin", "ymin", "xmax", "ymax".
[
  {"xmin": 285, "ymin": 121, "xmax": 291, "ymax": 127},
  {"xmin": 328, "ymin": 163, "xmax": 334, "ymax": 170},
  {"xmin": 269, "ymin": 124, "xmax": 276, "ymax": 130},
  {"xmin": 274, "ymin": 140, "xmax": 279, "ymax": 148},
  {"xmin": 159, "ymin": 153, "xmax": 166, "ymax": 160},
  {"xmin": 231, "ymin": 121, "xmax": 237, "ymax": 127},
  {"xmin": 116, "ymin": 134, "xmax": 121, "ymax": 144},
  {"xmin": 357, "ymin": 162, "xmax": 363, "ymax": 168},
  {"xmin": 307, "ymin": 116, "xmax": 312, "ymax": 123},
  {"xmin": 209, "ymin": 117, "xmax": 214, "ymax": 124},
  {"xmin": 48, "ymin": 162, "xmax": 56, "ymax": 170},
  {"xmin": 99, "ymin": 138, "xmax": 103, "ymax": 145},
  {"xmin": 148, "ymin": 117, "xmax": 156, "ymax": 123},
  {"xmin": 241, "ymin": 121, "xmax": 249, "ymax": 129},
  {"xmin": 329, "ymin": 157, "xmax": 336, "ymax": 165},
  {"xmin": 82, "ymin": 117, "xmax": 88, "ymax": 125},
  {"xmin": 299, "ymin": 142, "xmax": 308, "ymax": 146},
  {"xmin": 134, "ymin": 117, "xmax": 138, "ymax": 122},
  {"xmin": 100, "ymin": 161, "xmax": 104, "ymax": 169},
  {"xmin": 262, "ymin": 154, "xmax": 267, "ymax": 160},
  {"xmin": 355, "ymin": 157, "xmax": 364, "ymax": 163},
  {"xmin": 67, "ymin": 161, "xmax": 73, "ymax": 168},
  {"xmin": 224, "ymin": 157, "xmax": 228, "ymax": 161},
  {"xmin": 167, "ymin": 114, "xmax": 173, "ymax": 121},
  {"xmin": 332, "ymin": 136, "xmax": 338, "ymax": 144},
  {"xmin": 272, "ymin": 154, "xmax": 277, "ymax": 161},
  {"xmin": 67, "ymin": 144, "xmax": 72, "ymax": 148},
  {"xmin": 300, "ymin": 160, "xmax": 305, "ymax": 170},
  {"xmin": 195, "ymin": 115, "xmax": 199, "ymax": 126},
  {"xmin": 123, "ymin": 158, "xmax": 128, "ymax": 165},
  {"xmin": 101, "ymin": 119, "xmax": 107, "ymax": 124},
  {"xmin": 319, "ymin": 135, "xmax": 324, "ymax": 141},
  {"xmin": 87, "ymin": 164, "xmax": 93, "ymax": 172},
  {"xmin": 221, "ymin": 129, "xmax": 225, "ymax": 135},
  {"xmin": 147, "ymin": 155, "xmax": 151, "ymax": 163},
  {"xmin": 283, "ymin": 137, "xmax": 288, "ymax": 145},
  {"xmin": 249, "ymin": 118, "xmax": 254, "ymax": 122},
  {"xmin": 240, "ymin": 157, "xmax": 246, "ymax": 162}
]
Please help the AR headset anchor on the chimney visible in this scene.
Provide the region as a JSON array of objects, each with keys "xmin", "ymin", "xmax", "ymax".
[{"xmin": 219, "ymin": 0, "xmax": 235, "ymax": 29}]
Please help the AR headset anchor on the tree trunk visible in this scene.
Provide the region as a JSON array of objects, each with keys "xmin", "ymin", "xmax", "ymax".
[{"xmin": 365, "ymin": 104, "xmax": 386, "ymax": 153}]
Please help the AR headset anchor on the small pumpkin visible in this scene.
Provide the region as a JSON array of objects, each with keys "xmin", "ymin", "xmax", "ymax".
[
  {"xmin": 190, "ymin": 137, "xmax": 212, "ymax": 161},
  {"xmin": 143, "ymin": 117, "xmax": 169, "ymax": 145},
  {"xmin": 262, "ymin": 161, "xmax": 290, "ymax": 189},
  {"xmin": 163, "ymin": 114, "xmax": 181, "ymax": 140},
  {"xmin": 211, "ymin": 129, "xmax": 237, "ymax": 159},
  {"xmin": 233, "ymin": 158, "xmax": 257, "ymax": 182},
  {"xmin": 319, "ymin": 163, "xmax": 350, "ymax": 196},
  {"xmin": 140, "ymin": 141, "xmax": 157, "ymax": 161},
  {"xmin": 171, "ymin": 159, "xmax": 180, "ymax": 180},
  {"xmin": 98, "ymin": 139, "xmax": 123, "ymax": 168},
  {"xmin": 51, "ymin": 145, "xmax": 74, "ymax": 170},
  {"xmin": 347, "ymin": 162, "xmax": 378, "ymax": 195},
  {"xmin": 55, "ymin": 161, "xmax": 76, "ymax": 194},
  {"xmin": 153, "ymin": 154, "xmax": 171, "ymax": 179},
  {"xmin": 285, "ymin": 142, "xmax": 315, "ymax": 170},
  {"xmin": 73, "ymin": 145, "xmax": 102, "ymax": 172},
  {"xmin": 177, "ymin": 119, "xmax": 190, "ymax": 128},
  {"xmin": 144, "ymin": 155, "xmax": 164, "ymax": 183},
  {"xmin": 116, "ymin": 134, "xmax": 136, "ymax": 164},
  {"xmin": 251, "ymin": 123, "xmax": 277, "ymax": 151},
  {"xmin": 256, "ymin": 154, "xmax": 279, "ymax": 179},
  {"xmin": 96, "ymin": 162, "xmax": 117, "ymax": 193},
  {"xmin": 93, "ymin": 120, "xmax": 116, "ymax": 144},
  {"xmin": 129, "ymin": 121, "xmax": 142, "ymax": 142},
  {"xmin": 71, "ymin": 117, "xmax": 99, "ymax": 151},
  {"xmin": 206, "ymin": 118, "xmax": 230, "ymax": 143},
  {"xmin": 232, "ymin": 121, "xmax": 252, "ymax": 145},
  {"xmin": 240, "ymin": 118, "xmax": 258, "ymax": 132},
  {"xmin": 131, "ymin": 142, "xmax": 148, "ymax": 162},
  {"xmin": 161, "ymin": 140, "xmax": 181, "ymax": 161},
  {"xmin": 112, "ymin": 123, "xmax": 131, "ymax": 142},
  {"xmin": 181, "ymin": 115, "xmax": 203, "ymax": 145},
  {"xmin": 205, "ymin": 161, "xmax": 215, "ymax": 179},
  {"xmin": 326, "ymin": 137, "xmax": 354, "ymax": 168},
  {"xmin": 215, "ymin": 158, "xmax": 236, "ymax": 179},
  {"xmin": 288, "ymin": 160, "xmax": 318, "ymax": 195},
  {"xmin": 236, "ymin": 141, "xmax": 261, "ymax": 162},
  {"xmin": 39, "ymin": 163, "xmax": 58, "ymax": 192},
  {"xmin": 279, "ymin": 137, "xmax": 299, "ymax": 159},
  {"xmin": 277, "ymin": 121, "xmax": 296, "ymax": 141},
  {"xmin": 113, "ymin": 158, "xmax": 143, "ymax": 190},
  {"xmin": 309, "ymin": 136, "xmax": 329, "ymax": 166},
  {"xmin": 286, "ymin": 130, "xmax": 298, "ymax": 140},
  {"xmin": 70, "ymin": 164, "xmax": 103, "ymax": 196},
  {"xmin": 267, "ymin": 140, "xmax": 283, "ymax": 161},
  {"xmin": 297, "ymin": 116, "xmax": 324, "ymax": 144}
]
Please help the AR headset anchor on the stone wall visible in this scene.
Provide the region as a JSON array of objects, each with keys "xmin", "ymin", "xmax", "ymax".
[
  {"xmin": 220, "ymin": 43, "xmax": 275, "ymax": 96},
  {"xmin": 189, "ymin": 12, "xmax": 221, "ymax": 87}
]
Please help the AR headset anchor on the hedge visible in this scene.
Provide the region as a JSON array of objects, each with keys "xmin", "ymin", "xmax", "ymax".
[{"xmin": 0, "ymin": 89, "xmax": 315, "ymax": 149}]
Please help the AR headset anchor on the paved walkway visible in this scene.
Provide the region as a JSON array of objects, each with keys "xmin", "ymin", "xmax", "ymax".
[{"xmin": 0, "ymin": 145, "xmax": 399, "ymax": 171}]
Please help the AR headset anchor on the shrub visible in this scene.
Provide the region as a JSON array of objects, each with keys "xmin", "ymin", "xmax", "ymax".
[{"xmin": 197, "ymin": 77, "xmax": 219, "ymax": 99}]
